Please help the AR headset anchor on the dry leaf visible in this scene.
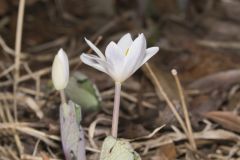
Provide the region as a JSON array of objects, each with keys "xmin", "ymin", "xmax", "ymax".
[
  {"xmin": 188, "ymin": 69, "xmax": 240, "ymax": 92},
  {"xmin": 155, "ymin": 142, "xmax": 177, "ymax": 160},
  {"xmin": 204, "ymin": 111, "xmax": 240, "ymax": 133}
]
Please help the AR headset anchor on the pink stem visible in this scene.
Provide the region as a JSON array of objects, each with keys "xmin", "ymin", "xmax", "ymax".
[{"xmin": 111, "ymin": 82, "xmax": 121, "ymax": 138}]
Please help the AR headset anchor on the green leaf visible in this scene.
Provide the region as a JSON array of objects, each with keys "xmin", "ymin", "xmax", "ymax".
[
  {"xmin": 100, "ymin": 136, "xmax": 141, "ymax": 160},
  {"xmin": 65, "ymin": 72, "xmax": 101, "ymax": 112}
]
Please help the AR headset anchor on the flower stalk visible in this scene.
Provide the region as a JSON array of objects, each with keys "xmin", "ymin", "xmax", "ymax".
[
  {"xmin": 60, "ymin": 90, "xmax": 67, "ymax": 105},
  {"xmin": 111, "ymin": 82, "xmax": 121, "ymax": 138}
]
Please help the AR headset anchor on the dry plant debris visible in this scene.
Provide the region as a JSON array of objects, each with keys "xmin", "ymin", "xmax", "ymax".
[{"xmin": 0, "ymin": 0, "xmax": 240, "ymax": 159}]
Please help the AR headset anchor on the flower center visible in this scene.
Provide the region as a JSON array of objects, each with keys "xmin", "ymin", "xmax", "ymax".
[{"xmin": 124, "ymin": 48, "xmax": 129, "ymax": 56}]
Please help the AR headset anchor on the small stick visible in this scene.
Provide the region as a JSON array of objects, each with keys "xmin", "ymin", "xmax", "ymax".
[
  {"xmin": 13, "ymin": 0, "xmax": 26, "ymax": 121},
  {"xmin": 13, "ymin": 0, "xmax": 26, "ymax": 155},
  {"xmin": 111, "ymin": 82, "xmax": 121, "ymax": 138},
  {"xmin": 32, "ymin": 139, "xmax": 41, "ymax": 156},
  {"xmin": 0, "ymin": 65, "xmax": 15, "ymax": 78},
  {"xmin": 35, "ymin": 76, "xmax": 40, "ymax": 101},
  {"xmin": 145, "ymin": 63, "xmax": 189, "ymax": 136},
  {"xmin": 171, "ymin": 69, "xmax": 197, "ymax": 150},
  {"xmin": 0, "ymin": 35, "xmax": 19, "ymax": 56}
]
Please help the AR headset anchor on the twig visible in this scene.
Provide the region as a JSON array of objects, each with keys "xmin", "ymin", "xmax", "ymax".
[
  {"xmin": 0, "ymin": 64, "xmax": 15, "ymax": 78},
  {"xmin": 36, "ymin": 76, "xmax": 41, "ymax": 101},
  {"xmin": 0, "ymin": 123, "xmax": 60, "ymax": 146},
  {"xmin": 27, "ymin": 36, "xmax": 67, "ymax": 53},
  {"xmin": 130, "ymin": 125, "xmax": 165, "ymax": 141},
  {"xmin": 86, "ymin": 147, "xmax": 100, "ymax": 153},
  {"xmin": 101, "ymin": 89, "xmax": 156, "ymax": 109},
  {"xmin": 198, "ymin": 40, "xmax": 240, "ymax": 49},
  {"xmin": 0, "ymin": 35, "xmax": 18, "ymax": 56},
  {"xmin": 13, "ymin": 0, "xmax": 26, "ymax": 155},
  {"xmin": 88, "ymin": 117, "xmax": 111, "ymax": 149},
  {"xmin": 21, "ymin": 154, "xmax": 61, "ymax": 160},
  {"xmin": 144, "ymin": 63, "xmax": 189, "ymax": 137},
  {"xmin": 0, "ymin": 35, "xmax": 27, "ymax": 59},
  {"xmin": 171, "ymin": 69, "xmax": 197, "ymax": 150},
  {"xmin": 13, "ymin": 0, "xmax": 25, "ymax": 121},
  {"xmin": 32, "ymin": 139, "xmax": 41, "ymax": 156},
  {"xmin": 18, "ymin": 87, "xmax": 44, "ymax": 97},
  {"xmin": 121, "ymin": 91, "xmax": 156, "ymax": 109},
  {"xmin": 22, "ymin": 63, "xmax": 41, "ymax": 101},
  {"xmin": 0, "ymin": 146, "xmax": 19, "ymax": 160}
]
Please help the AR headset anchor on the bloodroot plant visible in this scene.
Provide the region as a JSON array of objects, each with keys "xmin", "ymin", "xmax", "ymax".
[
  {"xmin": 52, "ymin": 49, "xmax": 86, "ymax": 160},
  {"xmin": 52, "ymin": 33, "xmax": 159, "ymax": 160},
  {"xmin": 80, "ymin": 33, "xmax": 159, "ymax": 159}
]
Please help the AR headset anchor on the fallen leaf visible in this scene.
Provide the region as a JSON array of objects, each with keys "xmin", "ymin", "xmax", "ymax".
[
  {"xmin": 185, "ymin": 150, "xmax": 210, "ymax": 160},
  {"xmin": 204, "ymin": 111, "xmax": 240, "ymax": 133},
  {"xmin": 155, "ymin": 142, "xmax": 177, "ymax": 160},
  {"xmin": 189, "ymin": 94, "xmax": 223, "ymax": 128},
  {"xmin": 188, "ymin": 69, "xmax": 240, "ymax": 92},
  {"xmin": 121, "ymin": 124, "xmax": 150, "ymax": 139}
]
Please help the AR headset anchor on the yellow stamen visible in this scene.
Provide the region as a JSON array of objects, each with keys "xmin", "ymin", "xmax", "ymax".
[{"xmin": 124, "ymin": 48, "xmax": 129, "ymax": 56}]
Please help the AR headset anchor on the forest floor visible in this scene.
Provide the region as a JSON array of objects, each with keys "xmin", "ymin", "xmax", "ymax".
[{"xmin": 0, "ymin": 0, "xmax": 240, "ymax": 159}]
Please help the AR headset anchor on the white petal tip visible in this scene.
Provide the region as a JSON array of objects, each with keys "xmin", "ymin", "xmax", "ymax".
[
  {"xmin": 124, "ymin": 33, "xmax": 131, "ymax": 38},
  {"xmin": 137, "ymin": 33, "xmax": 146, "ymax": 42},
  {"xmin": 138, "ymin": 33, "xmax": 144, "ymax": 37},
  {"xmin": 146, "ymin": 47, "xmax": 159, "ymax": 55},
  {"xmin": 84, "ymin": 37, "xmax": 105, "ymax": 60},
  {"xmin": 58, "ymin": 48, "xmax": 65, "ymax": 54},
  {"xmin": 80, "ymin": 53, "xmax": 87, "ymax": 61}
]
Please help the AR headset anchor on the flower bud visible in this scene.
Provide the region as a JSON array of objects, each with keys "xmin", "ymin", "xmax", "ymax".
[{"xmin": 52, "ymin": 49, "xmax": 69, "ymax": 90}]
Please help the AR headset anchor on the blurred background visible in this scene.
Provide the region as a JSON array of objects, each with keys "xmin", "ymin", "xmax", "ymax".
[{"xmin": 0, "ymin": 0, "xmax": 240, "ymax": 159}]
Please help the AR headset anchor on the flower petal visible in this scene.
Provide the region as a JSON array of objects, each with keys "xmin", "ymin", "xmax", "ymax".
[
  {"xmin": 117, "ymin": 33, "xmax": 133, "ymax": 54},
  {"xmin": 58, "ymin": 49, "xmax": 69, "ymax": 79},
  {"xmin": 105, "ymin": 42, "xmax": 128, "ymax": 82},
  {"xmin": 105, "ymin": 41, "xmax": 125, "ymax": 68},
  {"xmin": 141, "ymin": 47, "xmax": 159, "ymax": 65},
  {"xmin": 80, "ymin": 53, "xmax": 108, "ymax": 74},
  {"xmin": 85, "ymin": 38, "xmax": 105, "ymax": 60},
  {"xmin": 123, "ymin": 34, "xmax": 146, "ymax": 77}
]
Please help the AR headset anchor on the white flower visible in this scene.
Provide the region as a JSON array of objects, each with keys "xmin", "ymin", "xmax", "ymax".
[
  {"xmin": 52, "ymin": 49, "xmax": 69, "ymax": 90},
  {"xmin": 80, "ymin": 33, "xmax": 159, "ymax": 83}
]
